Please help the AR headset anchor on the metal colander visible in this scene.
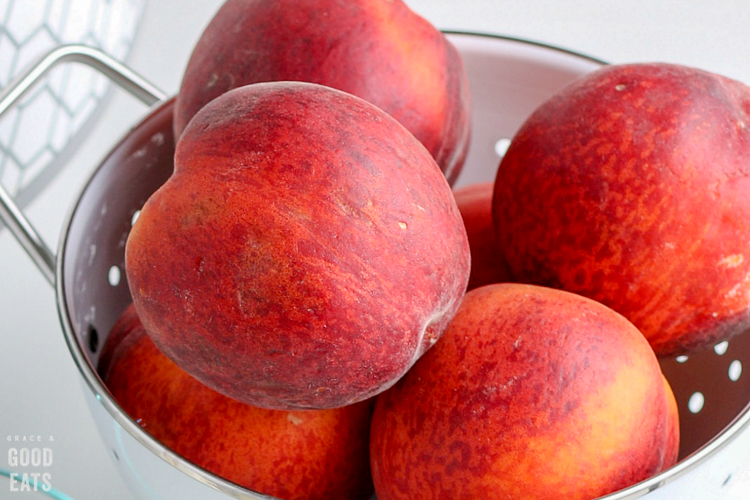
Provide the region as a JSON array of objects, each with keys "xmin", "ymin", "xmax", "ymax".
[{"xmin": 2, "ymin": 33, "xmax": 750, "ymax": 500}]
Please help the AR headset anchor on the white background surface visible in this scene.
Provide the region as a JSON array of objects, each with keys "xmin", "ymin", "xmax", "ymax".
[{"xmin": 2, "ymin": 1, "xmax": 750, "ymax": 499}]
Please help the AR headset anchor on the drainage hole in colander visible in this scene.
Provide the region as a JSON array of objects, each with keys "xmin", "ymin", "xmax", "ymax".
[
  {"xmin": 722, "ymin": 473, "xmax": 733, "ymax": 487},
  {"xmin": 131, "ymin": 209, "xmax": 141, "ymax": 226},
  {"xmin": 687, "ymin": 392, "xmax": 705, "ymax": 414},
  {"xmin": 494, "ymin": 138, "xmax": 512, "ymax": 158},
  {"xmin": 728, "ymin": 360, "xmax": 743, "ymax": 382},
  {"xmin": 113, "ymin": 450, "xmax": 119, "ymax": 461},
  {"xmin": 675, "ymin": 355, "xmax": 689, "ymax": 363},
  {"xmin": 714, "ymin": 341, "xmax": 729, "ymax": 355},
  {"xmin": 88, "ymin": 326, "xmax": 99, "ymax": 354},
  {"xmin": 108, "ymin": 265, "xmax": 121, "ymax": 286}
]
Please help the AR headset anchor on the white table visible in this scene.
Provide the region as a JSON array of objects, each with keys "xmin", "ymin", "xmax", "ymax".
[{"xmin": 2, "ymin": 1, "xmax": 749, "ymax": 498}]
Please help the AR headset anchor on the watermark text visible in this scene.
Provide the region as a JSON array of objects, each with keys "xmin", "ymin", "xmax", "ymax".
[{"xmin": 5, "ymin": 435, "xmax": 54, "ymax": 493}]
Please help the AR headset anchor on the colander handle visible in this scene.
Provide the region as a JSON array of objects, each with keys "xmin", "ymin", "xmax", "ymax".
[{"xmin": 0, "ymin": 44, "xmax": 167, "ymax": 287}]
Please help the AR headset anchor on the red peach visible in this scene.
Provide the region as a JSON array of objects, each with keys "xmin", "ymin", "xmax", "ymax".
[
  {"xmin": 453, "ymin": 181, "xmax": 510, "ymax": 290},
  {"xmin": 173, "ymin": 0, "xmax": 472, "ymax": 184},
  {"xmin": 493, "ymin": 63, "xmax": 750, "ymax": 356},
  {"xmin": 370, "ymin": 283, "xmax": 679, "ymax": 500},
  {"xmin": 125, "ymin": 81, "xmax": 470, "ymax": 410}
]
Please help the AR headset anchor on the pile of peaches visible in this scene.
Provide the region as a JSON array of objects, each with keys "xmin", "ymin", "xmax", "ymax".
[{"xmin": 98, "ymin": 0, "xmax": 750, "ymax": 498}]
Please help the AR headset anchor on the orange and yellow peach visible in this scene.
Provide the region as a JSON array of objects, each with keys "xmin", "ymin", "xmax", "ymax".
[{"xmin": 370, "ymin": 283, "xmax": 679, "ymax": 500}]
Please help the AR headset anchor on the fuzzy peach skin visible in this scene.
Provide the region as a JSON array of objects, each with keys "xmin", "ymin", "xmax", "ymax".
[
  {"xmin": 453, "ymin": 181, "xmax": 510, "ymax": 290},
  {"xmin": 370, "ymin": 283, "xmax": 679, "ymax": 500},
  {"xmin": 493, "ymin": 63, "xmax": 750, "ymax": 356},
  {"xmin": 173, "ymin": 0, "xmax": 471, "ymax": 184},
  {"xmin": 125, "ymin": 81, "xmax": 470, "ymax": 410},
  {"xmin": 98, "ymin": 304, "xmax": 375, "ymax": 500},
  {"xmin": 662, "ymin": 375, "xmax": 680, "ymax": 466}
]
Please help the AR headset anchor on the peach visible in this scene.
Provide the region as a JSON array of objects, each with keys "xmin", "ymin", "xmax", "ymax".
[
  {"xmin": 98, "ymin": 305, "xmax": 375, "ymax": 500},
  {"xmin": 370, "ymin": 283, "xmax": 679, "ymax": 500},
  {"xmin": 453, "ymin": 181, "xmax": 510, "ymax": 290},
  {"xmin": 125, "ymin": 81, "xmax": 470, "ymax": 410},
  {"xmin": 663, "ymin": 375, "xmax": 681, "ymax": 466},
  {"xmin": 493, "ymin": 63, "xmax": 750, "ymax": 356},
  {"xmin": 173, "ymin": 0, "xmax": 472, "ymax": 184}
]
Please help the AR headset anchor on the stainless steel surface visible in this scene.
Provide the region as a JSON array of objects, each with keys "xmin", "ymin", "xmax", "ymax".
[
  {"xmin": 0, "ymin": 45, "xmax": 165, "ymax": 286},
  {"xmin": 0, "ymin": 176, "xmax": 55, "ymax": 285},
  {"xmin": 0, "ymin": 45, "xmax": 166, "ymax": 118}
]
